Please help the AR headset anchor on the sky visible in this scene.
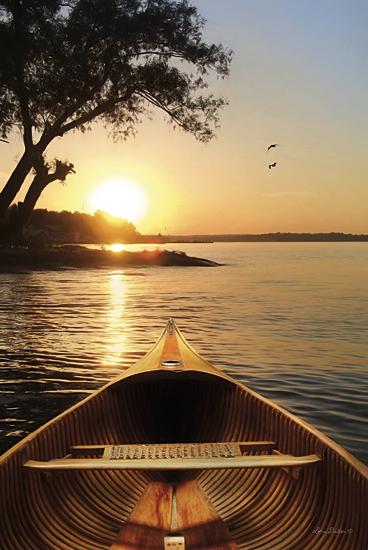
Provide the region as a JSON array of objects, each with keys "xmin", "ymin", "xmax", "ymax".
[{"xmin": 0, "ymin": 0, "xmax": 367, "ymax": 235}]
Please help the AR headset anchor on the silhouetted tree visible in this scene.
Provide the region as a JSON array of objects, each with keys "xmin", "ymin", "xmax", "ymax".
[
  {"xmin": 18, "ymin": 157, "xmax": 75, "ymax": 235},
  {"xmin": 0, "ymin": 0, "xmax": 231, "ymax": 228}
]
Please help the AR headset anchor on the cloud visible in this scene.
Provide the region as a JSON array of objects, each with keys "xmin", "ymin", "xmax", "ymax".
[{"xmin": 260, "ymin": 190, "xmax": 315, "ymax": 198}]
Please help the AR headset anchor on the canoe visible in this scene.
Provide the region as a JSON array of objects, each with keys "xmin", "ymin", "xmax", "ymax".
[{"xmin": 0, "ymin": 319, "xmax": 367, "ymax": 550}]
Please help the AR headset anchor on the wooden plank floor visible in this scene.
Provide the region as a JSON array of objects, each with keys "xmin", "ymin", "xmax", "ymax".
[
  {"xmin": 111, "ymin": 481, "xmax": 237, "ymax": 550},
  {"xmin": 175, "ymin": 481, "xmax": 237, "ymax": 550},
  {"xmin": 111, "ymin": 482, "xmax": 173, "ymax": 549}
]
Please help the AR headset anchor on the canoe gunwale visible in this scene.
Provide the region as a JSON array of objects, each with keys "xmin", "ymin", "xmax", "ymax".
[
  {"xmin": 1, "ymin": 319, "xmax": 368, "ymax": 550},
  {"xmin": 1, "ymin": 321, "xmax": 367, "ymax": 480}
]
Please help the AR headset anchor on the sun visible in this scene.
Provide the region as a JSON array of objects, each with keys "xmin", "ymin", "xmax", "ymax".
[{"xmin": 89, "ymin": 178, "xmax": 147, "ymax": 222}]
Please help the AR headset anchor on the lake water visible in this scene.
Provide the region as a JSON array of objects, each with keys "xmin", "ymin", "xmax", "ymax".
[{"xmin": 0, "ymin": 242, "xmax": 367, "ymax": 464}]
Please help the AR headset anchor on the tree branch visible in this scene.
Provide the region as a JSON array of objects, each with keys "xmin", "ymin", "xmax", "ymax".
[
  {"xmin": 12, "ymin": 3, "xmax": 34, "ymax": 150},
  {"xmin": 58, "ymin": 90, "xmax": 135, "ymax": 135},
  {"xmin": 17, "ymin": 82, "xmax": 33, "ymax": 149},
  {"xmin": 135, "ymin": 90, "xmax": 186, "ymax": 130},
  {"xmin": 38, "ymin": 60, "xmax": 114, "ymax": 147}
]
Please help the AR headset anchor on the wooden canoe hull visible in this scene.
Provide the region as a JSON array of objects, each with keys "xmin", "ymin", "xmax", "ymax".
[{"xmin": 1, "ymin": 320, "xmax": 367, "ymax": 549}]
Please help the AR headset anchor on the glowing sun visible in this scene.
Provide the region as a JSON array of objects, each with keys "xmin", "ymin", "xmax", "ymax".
[{"xmin": 89, "ymin": 178, "xmax": 147, "ymax": 222}]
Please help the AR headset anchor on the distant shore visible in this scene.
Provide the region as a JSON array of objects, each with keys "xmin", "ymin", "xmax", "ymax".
[
  {"xmin": 165, "ymin": 232, "xmax": 368, "ymax": 243},
  {"xmin": 0, "ymin": 245, "xmax": 220, "ymax": 271}
]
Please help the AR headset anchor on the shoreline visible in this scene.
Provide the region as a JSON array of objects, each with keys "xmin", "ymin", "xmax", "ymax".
[
  {"xmin": 0, "ymin": 245, "xmax": 220, "ymax": 271},
  {"xmin": 164, "ymin": 233, "xmax": 368, "ymax": 243}
]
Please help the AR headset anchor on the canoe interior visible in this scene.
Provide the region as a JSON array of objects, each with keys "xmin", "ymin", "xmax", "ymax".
[{"xmin": 1, "ymin": 367, "xmax": 368, "ymax": 548}]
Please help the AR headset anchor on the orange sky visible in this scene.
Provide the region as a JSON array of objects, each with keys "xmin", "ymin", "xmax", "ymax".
[{"xmin": 0, "ymin": 0, "xmax": 367, "ymax": 235}]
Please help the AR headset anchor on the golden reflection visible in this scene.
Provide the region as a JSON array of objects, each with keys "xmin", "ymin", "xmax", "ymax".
[
  {"xmin": 103, "ymin": 272, "xmax": 127, "ymax": 366},
  {"xmin": 109, "ymin": 243, "xmax": 127, "ymax": 253}
]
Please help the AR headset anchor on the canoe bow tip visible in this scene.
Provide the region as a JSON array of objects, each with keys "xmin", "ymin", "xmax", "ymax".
[
  {"xmin": 2, "ymin": 320, "xmax": 368, "ymax": 550},
  {"xmin": 167, "ymin": 317, "xmax": 176, "ymax": 335}
]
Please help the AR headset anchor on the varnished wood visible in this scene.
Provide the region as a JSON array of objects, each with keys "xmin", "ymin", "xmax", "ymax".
[
  {"xmin": 25, "ymin": 453, "xmax": 320, "ymax": 471},
  {"xmin": 159, "ymin": 323, "xmax": 183, "ymax": 367},
  {"xmin": 111, "ymin": 480, "xmax": 237, "ymax": 550},
  {"xmin": 0, "ymin": 319, "xmax": 367, "ymax": 550},
  {"xmin": 174, "ymin": 480, "xmax": 237, "ymax": 549},
  {"xmin": 69, "ymin": 441, "xmax": 276, "ymax": 457},
  {"xmin": 111, "ymin": 482, "xmax": 172, "ymax": 549}
]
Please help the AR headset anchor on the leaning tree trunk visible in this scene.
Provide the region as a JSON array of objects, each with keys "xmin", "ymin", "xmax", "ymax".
[
  {"xmin": 17, "ymin": 180, "xmax": 47, "ymax": 241},
  {"xmin": 0, "ymin": 152, "xmax": 34, "ymax": 218},
  {"xmin": 15, "ymin": 158, "xmax": 75, "ymax": 243}
]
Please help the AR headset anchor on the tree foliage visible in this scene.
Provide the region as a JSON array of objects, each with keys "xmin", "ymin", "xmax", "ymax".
[
  {"xmin": 2, "ymin": 0, "xmax": 230, "ymax": 143},
  {"xmin": 0, "ymin": 0, "xmax": 62, "ymax": 142},
  {"xmin": 0, "ymin": 0, "xmax": 231, "ymax": 231}
]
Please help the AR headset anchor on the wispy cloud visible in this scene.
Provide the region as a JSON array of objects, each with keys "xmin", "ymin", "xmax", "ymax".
[{"xmin": 260, "ymin": 190, "xmax": 315, "ymax": 198}]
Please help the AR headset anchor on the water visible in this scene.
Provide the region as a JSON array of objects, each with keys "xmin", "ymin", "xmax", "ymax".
[{"xmin": 0, "ymin": 242, "xmax": 367, "ymax": 464}]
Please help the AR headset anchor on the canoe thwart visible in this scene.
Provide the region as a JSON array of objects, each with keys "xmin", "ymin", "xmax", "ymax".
[
  {"xmin": 24, "ymin": 453, "xmax": 320, "ymax": 471},
  {"xmin": 3, "ymin": 320, "xmax": 367, "ymax": 550},
  {"xmin": 68, "ymin": 441, "xmax": 277, "ymax": 459}
]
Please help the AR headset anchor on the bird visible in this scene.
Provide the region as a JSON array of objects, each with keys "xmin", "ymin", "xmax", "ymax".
[
  {"xmin": 267, "ymin": 143, "xmax": 279, "ymax": 151},
  {"xmin": 268, "ymin": 162, "xmax": 277, "ymax": 169}
]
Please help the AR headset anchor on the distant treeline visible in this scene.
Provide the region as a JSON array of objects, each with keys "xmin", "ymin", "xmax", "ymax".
[
  {"xmin": 29, "ymin": 209, "xmax": 142, "ymax": 243},
  {"xmin": 7, "ymin": 208, "xmax": 368, "ymax": 245},
  {"xmin": 167, "ymin": 232, "xmax": 368, "ymax": 242}
]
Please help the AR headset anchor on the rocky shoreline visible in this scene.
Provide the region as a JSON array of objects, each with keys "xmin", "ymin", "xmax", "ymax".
[{"xmin": 0, "ymin": 245, "xmax": 220, "ymax": 270}]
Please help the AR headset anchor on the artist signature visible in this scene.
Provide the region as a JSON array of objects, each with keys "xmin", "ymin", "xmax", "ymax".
[{"xmin": 313, "ymin": 527, "xmax": 353, "ymax": 535}]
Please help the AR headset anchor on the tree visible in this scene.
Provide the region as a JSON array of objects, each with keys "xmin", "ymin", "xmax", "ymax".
[
  {"xmin": 18, "ymin": 157, "xmax": 75, "ymax": 230},
  {"xmin": 0, "ymin": 0, "xmax": 231, "ymax": 233}
]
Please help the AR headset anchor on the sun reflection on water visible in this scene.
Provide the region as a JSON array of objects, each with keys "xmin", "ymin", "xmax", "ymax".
[{"xmin": 103, "ymin": 272, "xmax": 127, "ymax": 366}]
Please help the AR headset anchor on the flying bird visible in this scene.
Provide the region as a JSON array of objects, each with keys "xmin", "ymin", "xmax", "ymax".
[
  {"xmin": 268, "ymin": 162, "xmax": 277, "ymax": 169},
  {"xmin": 267, "ymin": 143, "xmax": 279, "ymax": 151}
]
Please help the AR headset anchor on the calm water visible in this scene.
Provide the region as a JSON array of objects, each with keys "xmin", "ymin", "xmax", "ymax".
[{"xmin": 0, "ymin": 243, "xmax": 367, "ymax": 464}]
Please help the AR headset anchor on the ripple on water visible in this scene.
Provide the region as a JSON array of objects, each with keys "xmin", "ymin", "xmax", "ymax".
[{"xmin": 0, "ymin": 243, "xmax": 367, "ymax": 464}]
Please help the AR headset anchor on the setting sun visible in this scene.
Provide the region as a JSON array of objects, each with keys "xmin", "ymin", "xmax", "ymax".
[{"xmin": 89, "ymin": 178, "xmax": 147, "ymax": 223}]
